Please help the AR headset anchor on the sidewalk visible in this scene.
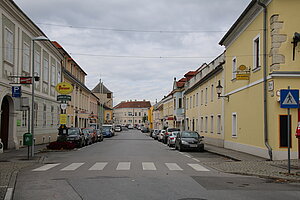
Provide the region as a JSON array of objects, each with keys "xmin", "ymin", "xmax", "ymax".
[
  {"xmin": 0, "ymin": 144, "xmax": 47, "ymax": 200},
  {"xmin": 204, "ymin": 144, "xmax": 300, "ymax": 182}
]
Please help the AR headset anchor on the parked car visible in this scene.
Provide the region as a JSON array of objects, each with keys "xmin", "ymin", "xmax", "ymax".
[
  {"xmin": 152, "ymin": 129, "xmax": 160, "ymax": 140},
  {"xmin": 158, "ymin": 130, "xmax": 166, "ymax": 142},
  {"xmin": 115, "ymin": 125, "xmax": 122, "ymax": 132},
  {"xmin": 83, "ymin": 127, "xmax": 97, "ymax": 143},
  {"xmin": 127, "ymin": 124, "xmax": 133, "ymax": 129},
  {"xmin": 95, "ymin": 129, "xmax": 104, "ymax": 142},
  {"xmin": 102, "ymin": 125, "xmax": 113, "ymax": 137},
  {"xmin": 175, "ymin": 131, "xmax": 204, "ymax": 152},
  {"xmin": 81, "ymin": 128, "xmax": 93, "ymax": 145},
  {"xmin": 141, "ymin": 127, "xmax": 149, "ymax": 133},
  {"xmin": 65, "ymin": 127, "xmax": 85, "ymax": 148},
  {"xmin": 163, "ymin": 128, "xmax": 180, "ymax": 144},
  {"xmin": 167, "ymin": 131, "xmax": 180, "ymax": 147}
]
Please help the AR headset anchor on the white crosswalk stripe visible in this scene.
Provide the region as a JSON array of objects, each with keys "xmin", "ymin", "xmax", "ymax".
[
  {"xmin": 165, "ymin": 163, "xmax": 183, "ymax": 171},
  {"xmin": 116, "ymin": 162, "xmax": 131, "ymax": 170},
  {"xmin": 32, "ymin": 163, "xmax": 60, "ymax": 171},
  {"xmin": 32, "ymin": 162, "xmax": 210, "ymax": 172},
  {"xmin": 60, "ymin": 163, "xmax": 84, "ymax": 171},
  {"xmin": 187, "ymin": 163, "xmax": 210, "ymax": 171},
  {"xmin": 88, "ymin": 162, "xmax": 108, "ymax": 171},
  {"xmin": 142, "ymin": 162, "xmax": 156, "ymax": 170}
]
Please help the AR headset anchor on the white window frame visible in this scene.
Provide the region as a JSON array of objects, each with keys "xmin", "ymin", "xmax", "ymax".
[
  {"xmin": 51, "ymin": 64, "xmax": 56, "ymax": 86},
  {"xmin": 253, "ymin": 34, "xmax": 260, "ymax": 70},
  {"xmin": 232, "ymin": 112, "xmax": 237, "ymax": 137},
  {"xmin": 34, "ymin": 50, "xmax": 41, "ymax": 78},
  {"xmin": 43, "ymin": 58, "xmax": 49, "ymax": 83},
  {"xmin": 4, "ymin": 27, "xmax": 14, "ymax": 64},
  {"xmin": 232, "ymin": 57, "xmax": 237, "ymax": 80},
  {"xmin": 186, "ymin": 98, "xmax": 189, "ymax": 110},
  {"xmin": 22, "ymin": 42, "xmax": 30, "ymax": 73}
]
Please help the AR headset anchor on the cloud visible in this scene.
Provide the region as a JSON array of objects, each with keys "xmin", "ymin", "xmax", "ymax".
[{"xmin": 14, "ymin": 0, "xmax": 251, "ymax": 105}]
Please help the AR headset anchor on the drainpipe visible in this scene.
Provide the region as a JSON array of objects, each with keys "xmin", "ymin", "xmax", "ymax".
[{"xmin": 257, "ymin": 0, "xmax": 273, "ymax": 160}]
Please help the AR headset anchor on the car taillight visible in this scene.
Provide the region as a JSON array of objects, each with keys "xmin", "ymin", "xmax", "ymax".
[{"xmin": 170, "ymin": 137, "xmax": 174, "ymax": 140}]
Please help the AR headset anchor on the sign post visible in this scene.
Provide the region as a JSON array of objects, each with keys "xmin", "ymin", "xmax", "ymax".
[{"xmin": 280, "ymin": 87, "xmax": 299, "ymax": 173}]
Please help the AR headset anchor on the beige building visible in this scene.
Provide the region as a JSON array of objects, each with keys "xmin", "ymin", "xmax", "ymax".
[
  {"xmin": 114, "ymin": 100, "xmax": 151, "ymax": 126},
  {"xmin": 0, "ymin": 0, "xmax": 63, "ymax": 149}
]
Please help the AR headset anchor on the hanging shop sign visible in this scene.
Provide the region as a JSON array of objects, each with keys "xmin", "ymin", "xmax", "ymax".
[
  {"xmin": 236, "ymin": 65, "xmax": 250, "ymax": 80},
  {"xmin": 55, "ymin": 82, "xmax": 73, "ymax": 94}
]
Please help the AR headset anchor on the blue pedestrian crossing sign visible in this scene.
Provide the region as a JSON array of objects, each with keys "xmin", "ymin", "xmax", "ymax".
[{"xmin": 280, "ymin": 89, "xmax": 299, "ymax": 108}]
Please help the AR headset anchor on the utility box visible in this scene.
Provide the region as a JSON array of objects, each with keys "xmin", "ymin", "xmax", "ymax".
[{"xmin": 23, "ymin": 133, "xmax": 33, "ymax": 146}]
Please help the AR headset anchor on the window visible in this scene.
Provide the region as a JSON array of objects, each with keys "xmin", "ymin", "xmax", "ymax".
[
  {"xmin": 232, "ymin": 113, "xmax": 237, "ymax": 137},
  {"xmin": 4, "ymin": 28, "xmax": 14, "ymax": 64},
  {"xmin": 201, "ymin": 90, "xmax": 203, "ymax": 105},
  {"xmin": 135, "ymin": 112, "xmax": 137, "ymax": 116},
  {"xmin": 34, "ymin": 102, "xmax": 38, "ymax": 127},
  {"xmin": 196, "ymin": 119, "xmax": 198, "ymax": 132},
  {"xmin": 253, "ymin": 35, "xmax": 260, "ymax": 70},
  {"xmin": 51, "ymin": 106, "xmax": 54, "ymax": 125},
  {"xmin": 205, "ymin": 88, "xmax": 208, "ymax": 105},
  {"xmin": 139, "ymin": 112, "xmax": 141, "ymax": 116},
  {"xmin": 196, "ymin": 93, "xmax": 199, "ymax": 106},
  {"xmin": 217, "ymin": 115, "xmax": 221, "ymax": 134},
  {"xmin": 193, "ymin": 95, "xmax": 195, "ymax": 108},
  {"xmin": 205, "ymin": 116, "xmax": 208, "ymax": 133},
  {"xmin": 128, "ymin": 112, "xmax": 133, "ymax": 116},
  {"xmin": 232, "ymin": 57, "xmax": 237, "ymax": 79},
  {"xmin": 57, "ymin": 62, "xmax": 61, "ymax": 83},
  {"xmin": 43, "ymin": 58, "xmax": 49, "ymax": 82},
  {"xmin": 22, "ymin": 42, "xmax": 30, "ymax": 73},
  {"xmin": 190, "ymin": 97, "xmax": 192, "ymax": 109},
  {"xmin": 211, "ymin": 84, "xmax": 214, "ymax": 102},
  {"xmin": 186, "ymin": 98, "xmax": 189, "ymax": 110},
  {"xmin": 34, "ymin": 50, "xmax": 41, "ymax": 78},
  {"xmin": 107, "ymin": 93, "xmax": 111, "ymax": 98},
  {"xmin": 43, "ymin": 104, "xmax": 47, "ymax": 127},
  {"xmin": 22, "ymin": 110, "xmax": 27, "ymax": 127},
  {"xmin": 178, "ymin": 98, "xmax": 182, "ymax": 108},
  {"xmin": 51, "ymin": 64, "xmax": 56, "ymax": 86},
  {"xmin": 200, "ymin": 117, "xmax": 203, "ymax": 132},
  {"xmin": 210, "ymin": 115, "xmax": 214, "ymax": 133},
  {"xmin": 174, "ymin": 99, "xmax": 176, "ymax": 109}
]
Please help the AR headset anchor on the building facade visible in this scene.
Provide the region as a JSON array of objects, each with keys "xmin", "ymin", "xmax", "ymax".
[{"xmin": 0, "ymin": 0, "xmax": 63, "ymax": 149}]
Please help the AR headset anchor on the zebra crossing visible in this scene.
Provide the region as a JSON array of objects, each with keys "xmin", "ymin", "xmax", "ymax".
[{"xmin": 32, "ymin": 162, "xmax": 210, "ymax": 172}]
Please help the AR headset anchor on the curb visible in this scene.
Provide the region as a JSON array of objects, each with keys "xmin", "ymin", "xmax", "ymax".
[
  {"xmin": 205, "ymin": 149, "xmax": 241, "ymax": 161},
  {"xmin": 4, "ymin": 171, "xmax": 18, "ymax": 200}
]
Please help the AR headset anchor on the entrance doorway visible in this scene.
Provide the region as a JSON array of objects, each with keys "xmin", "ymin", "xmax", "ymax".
[{"xmin": 1, "ymin": 96, "xmax": 10, "ymax": 149}]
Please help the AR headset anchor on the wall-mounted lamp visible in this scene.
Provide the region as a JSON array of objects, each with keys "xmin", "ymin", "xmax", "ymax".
[
  {"xmin": 292, "ymin": 32, "xmax": 300, "ymax": 60},
  {"xmin": 216, "ymin": 80, "xmax": 229, "ymax": 101}
]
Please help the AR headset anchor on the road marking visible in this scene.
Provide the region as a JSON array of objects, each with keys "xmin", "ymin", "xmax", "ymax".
[
  {"xmin": 178, "ymin": 152, "xmax": 184, "ymax": 154},
  {"xmin": 184, "ymin": 154, "xmax": 191, "ymax": 158},
  {"xmin": 165, "ymin": 163, "xmax": 183, "ymax": 171},
  {"xmin": 187, "ymin": 163, "xmax": 210, "ymax": 171},
  {"xmin": 142, "ymin": 162, "xmax": 156, "ymax": 170},
  {"xmin": 4, "ymin": 188, "xmax": 13, "ymax": 200},
  {"xmin": 192, "ymin": 158, "xmax": 200, "ymax": 162},
  {"xmin": 89, "ymin": 162, "xmax": 108, "ymax": 170},
  {"xmin": 60, "ymin": 163, "xmax": 84, "ymax": 171},
  {"xmin": 32, "ymin": 163, "xmax": 60, "ymax": 171},
  {"xmin": 116, "ymin": 162, "xmax": 131, "ymax": 170}
]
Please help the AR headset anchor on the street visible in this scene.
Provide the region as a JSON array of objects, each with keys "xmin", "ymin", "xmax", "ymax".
[{"xmin": 14, "ymin": 129, "xmax": 300, "ymax": 200}]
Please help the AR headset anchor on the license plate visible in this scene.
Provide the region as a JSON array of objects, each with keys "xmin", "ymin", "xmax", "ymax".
[{"xmin": 189, "ymin": 144, "xmax": 197, "ymax": 147}]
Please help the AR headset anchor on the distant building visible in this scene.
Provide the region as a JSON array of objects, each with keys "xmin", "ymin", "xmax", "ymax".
[{"xmin": 114, "ymin": 100, "xmax": 151, "ymax": 126}]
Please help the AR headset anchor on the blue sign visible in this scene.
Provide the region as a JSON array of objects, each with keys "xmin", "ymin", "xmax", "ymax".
[
  {"xmin": 12, "ymin": 86, "xmax": 21, "ymax": 98},
  {"xmin": 280, "ymin": 89, "xmax": 299, "ymax": 108}
]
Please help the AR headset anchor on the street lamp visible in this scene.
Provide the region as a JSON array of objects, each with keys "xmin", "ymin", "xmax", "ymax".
[
  {"xmin": 31, "ymin": 36, "xmax": 49, "ymax": 157},
  {"xmin": 216, "ymin": 80, "xmax": 229, "ymax": 101}
]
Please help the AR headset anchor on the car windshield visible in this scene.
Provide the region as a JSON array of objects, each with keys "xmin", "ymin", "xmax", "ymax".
[
  {"xmin": 103, "ymin": 127, "xmax": 111, "ymax": 131},
  {"xmin": 82, "ymin": 129, "xmax": 89, "ymax": 134},
  {"xmin": 68, "ymin": 128, "xmax": 79, "ymax": 135},
  {"xmin": 181, "ymin": 131, "xmax": 199, "ymax": 138}
]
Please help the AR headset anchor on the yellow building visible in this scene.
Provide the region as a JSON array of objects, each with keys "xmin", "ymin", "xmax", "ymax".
[
  {"xmin": 219, "ymin": 0, "xmax": 300, "ymax": 160},
  {"xmin": 148, "ymin": 106, "xmax": 154, "ymax": 130},
  {"xmin": 162, "ymin": 94, "xmax": 175, "ymax": 129},
  {"xmin": 184, "ymin": 54, "xmax": 225, "ymax": 147}
]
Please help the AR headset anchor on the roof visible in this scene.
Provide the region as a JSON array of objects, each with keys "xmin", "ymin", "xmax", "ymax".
[
  {"xmin": 114, "ymin": 101, "xmax": 151, "ymax": 109},
  {"xmin": 92, "ymin": 82, "xmax": 112, "ymax": 94},
  {"xmin": 219, "ymin": 0, "xmax": 258, "ymax": 45}
]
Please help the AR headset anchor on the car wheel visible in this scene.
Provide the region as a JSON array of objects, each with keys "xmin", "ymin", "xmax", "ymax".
[
  {"xmin": 198, "ymin": 147, "xmax": 204, "ymax": 152},
  {"xmin": 178, "ymin": 144, "xmax": 183, "ymax": 152}
]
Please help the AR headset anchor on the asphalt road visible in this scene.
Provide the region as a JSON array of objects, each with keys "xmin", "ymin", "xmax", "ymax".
[{"xmin": 13, "ymin": 129, "xmax": 300, "ymax": 200}]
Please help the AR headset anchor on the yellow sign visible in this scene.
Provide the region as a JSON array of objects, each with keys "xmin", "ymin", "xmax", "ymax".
[
  {"xmin": 55, "ymin": 82, "xmax": 73, "ymax": 94},
  {"xmin": 238, "ymin": 65, "xmax": 247, "ymax": 71},
  {"xmin": 236, "ymin": 74, "xmax": 250, "ymax": 80},
  {"xmin": 59, "ymin": 114, "xmax": 67, "ymax": 125}
]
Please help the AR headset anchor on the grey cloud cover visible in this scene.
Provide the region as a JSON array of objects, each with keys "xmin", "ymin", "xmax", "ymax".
[{"xmin": 14, "ymin": 0, "xmax": 251, "ymax": 105}]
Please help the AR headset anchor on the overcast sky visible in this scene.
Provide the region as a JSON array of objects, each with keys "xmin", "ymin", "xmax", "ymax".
[{"xmin": 14, "ymin": 0, "xmax": 251, "ymax": 105}]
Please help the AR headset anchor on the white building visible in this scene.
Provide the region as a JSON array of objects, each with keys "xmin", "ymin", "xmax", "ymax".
[{"xmin": 0, "ymin": 0, "xmax": 63, "ymax": 150}]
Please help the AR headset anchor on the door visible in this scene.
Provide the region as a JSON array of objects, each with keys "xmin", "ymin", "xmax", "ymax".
[
  {"xmin": 1, "ymin": 96, "xmax": 9, "ymax": 149},
  {"xmin": 279, "ymin": 115, "xmax": 292, "ymax": 148}
]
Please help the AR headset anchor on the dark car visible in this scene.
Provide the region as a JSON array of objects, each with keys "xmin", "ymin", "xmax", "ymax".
[
  {"xmin": 82, "ymin": 128, "xmax": 93, "ymax": 145},
  {"xmin": 102, "ymin": 125, "xmax": 113, "ymax": 137},
  {"xmin": 141, "ymin": 127, "xmax": 149, "ymax": 133},
  {"xmin": 163, "ymin": 128, "xmax": 180, "ymax": 144},
  {"xmin": 175, "ymin": 131, "xmax": 204, "ymax": 152},
  {"xmin": 95, "ymin": 129, "xmax": 104, "ymax": 142},
  {"xmin": 65, "ymin": 127, "xmax": 85, "ymax": 148},
  {"xmin": 84, "ymin": 127, "xmax": 97, "ymax": 143}
]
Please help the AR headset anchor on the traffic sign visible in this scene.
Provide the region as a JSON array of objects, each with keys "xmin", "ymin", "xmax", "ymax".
[
  {"xmin": 60, "ymin": 104, "xmax": 67, "ymax": 110},
  {"xmin": 20, "ymin": 77, "xmax": 32, "ymax": 84},
  {"xmin": 12, "ymin": 86, "xmax": 21, "ymax": 97},
  {"xmin": 57, "ymin": 95, "xmax": 71, "ymax": 102},
  {"xmin": 280, "ymin": 89, "xmax": 299, "ymax": 108}
]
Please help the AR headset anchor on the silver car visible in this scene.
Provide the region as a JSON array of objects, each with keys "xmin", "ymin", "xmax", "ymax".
[{"xmin": 167, "ymin": 131, "xmax": 179, "ymax": 147}]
